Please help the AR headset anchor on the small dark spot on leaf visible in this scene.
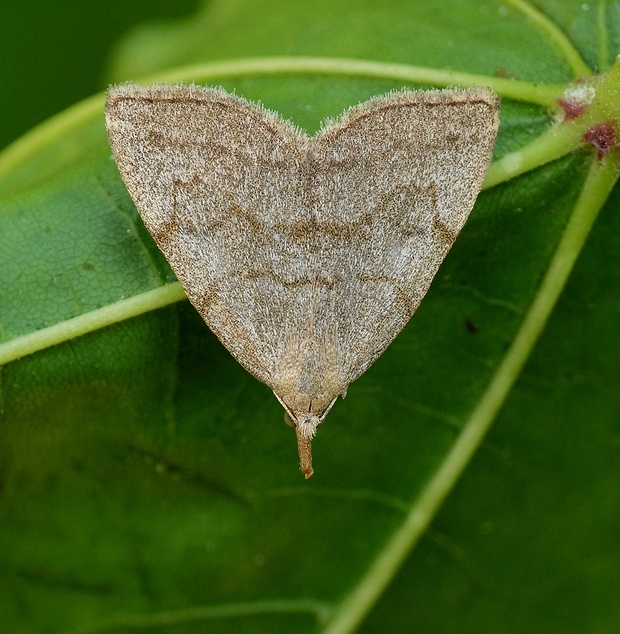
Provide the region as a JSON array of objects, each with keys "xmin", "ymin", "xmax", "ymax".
[
  {"xmin": 464, "ymin": 318, "xmax": 479, "ymax": 334},
  {"xmin": 494, "ymin": 66, "xmax": 514, "ymax": 79}
]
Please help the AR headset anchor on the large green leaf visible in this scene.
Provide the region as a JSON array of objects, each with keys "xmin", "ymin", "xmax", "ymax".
[{"xmin": 1, "ymin": 1, "xmax": 619, "ymax": 633}]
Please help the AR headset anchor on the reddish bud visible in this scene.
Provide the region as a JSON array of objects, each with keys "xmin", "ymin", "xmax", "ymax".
[{"xmin": 583, "ymin": 121, "xmax": 617, "ymax": 160}]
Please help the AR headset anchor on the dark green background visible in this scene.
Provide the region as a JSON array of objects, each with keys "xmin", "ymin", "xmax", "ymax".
[{"xmin": 0, "ymin": 0, "xmax": 199, "ymax": 150}]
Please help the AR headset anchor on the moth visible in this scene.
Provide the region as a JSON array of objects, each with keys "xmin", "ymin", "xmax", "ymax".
[{"xmin": 105, "ymin": 83, "xmax": 499, "ymax": 477}]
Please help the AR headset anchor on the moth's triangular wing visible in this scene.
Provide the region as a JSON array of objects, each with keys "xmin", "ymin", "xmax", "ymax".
[
  {"xmin": 106, "ymin": 84, "xmax": 308, "ymax": 386},
  {"xmin": 309, "ymin": 88, "xmax": 499, "ymax": 384}
]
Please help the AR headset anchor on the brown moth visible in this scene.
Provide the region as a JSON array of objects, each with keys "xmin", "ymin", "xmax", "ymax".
[{"xmin": 105, "ymin": 84, "xmax": 499, "ymax": 478}]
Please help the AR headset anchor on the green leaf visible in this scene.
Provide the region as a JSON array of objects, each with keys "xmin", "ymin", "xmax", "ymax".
[{"xmin": 1, "ymin": 1, "xmax": 619, "ymax": 633}]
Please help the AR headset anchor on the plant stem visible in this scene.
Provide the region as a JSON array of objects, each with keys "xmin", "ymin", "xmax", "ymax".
[{"xmin": 321, "ymin": 155, "xmax": 619, "ymax": 634}]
